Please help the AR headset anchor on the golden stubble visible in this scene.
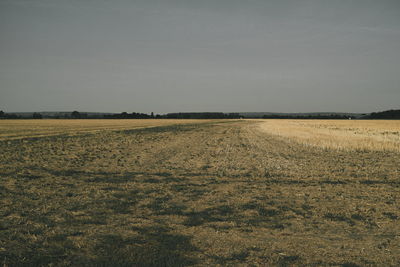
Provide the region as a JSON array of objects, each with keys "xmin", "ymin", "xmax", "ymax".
[{"xmin": 257, "ymin": 119, "xmax": 400, "ymax": 152}]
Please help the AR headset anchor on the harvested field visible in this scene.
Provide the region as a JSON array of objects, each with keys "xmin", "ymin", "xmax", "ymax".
[
  {"xmin": 0, "ymin": 119, "xmax": 216, "ymax": 141},
  {"xmin": 1, "ymin": 120, "xmax": 399, "ymax": 266},
  {"xmin": 259, "ymin": 119, "xmax": 400, "ymax": 152}
]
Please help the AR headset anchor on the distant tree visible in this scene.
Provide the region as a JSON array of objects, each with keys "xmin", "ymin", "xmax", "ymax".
[
  {"xmin": 0, "ymin": 110, "xmax": 4, "ymax": 117},
  {"xmin": 71, "ymin": 111, "xmax": 81, "ymax": 119},
  {"xmin": 151, "ymin": 112, "xmax": 154, "ymax": 118},
  {"xmin": 32, "ymin": 112, "xmax": 42, "ymax": 119}
]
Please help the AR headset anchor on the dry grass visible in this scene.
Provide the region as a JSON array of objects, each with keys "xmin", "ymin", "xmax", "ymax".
[
  {"xmin": 1, "ymin": 120, "xmax": 399, "ymax": 266},
  {"xmin": 258, "ymin": 119, "xmax": 400, "ymax": 152},
  {"xmin": 0, "ymin": 119, "xmax": 217, "ymax": 140}
]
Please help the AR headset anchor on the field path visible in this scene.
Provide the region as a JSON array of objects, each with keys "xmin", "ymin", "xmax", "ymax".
[{"xmin": 1, "ymin": 120, "xmax": 399, "ymax": 266}]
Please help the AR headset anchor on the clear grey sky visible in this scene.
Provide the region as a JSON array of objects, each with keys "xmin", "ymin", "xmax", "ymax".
[{"xmin": 1, "ymin": 0, "xmax": 399, "ymax": 113}]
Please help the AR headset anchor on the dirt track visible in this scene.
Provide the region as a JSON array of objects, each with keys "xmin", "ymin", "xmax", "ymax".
[{"xmin": 1, "ymin": 120, "xmax": 399, "ymax": 266}]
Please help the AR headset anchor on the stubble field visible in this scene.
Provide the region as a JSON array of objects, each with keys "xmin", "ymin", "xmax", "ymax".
[
  {"xmin": 0, "ymin": 119, "xmax": 399, "ymax": 266},
  {"xmin": 258, "ymin": 119, "xmax": 400, "ymax": 152},
  {"xmin": 0, "ymin": 119, "xmax": 215, "ymax": 141}
]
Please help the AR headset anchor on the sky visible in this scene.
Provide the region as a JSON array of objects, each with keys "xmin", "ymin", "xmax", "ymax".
[{"xmin": 0, "ymin": 0, "xmax": 399, "ymax": 113}]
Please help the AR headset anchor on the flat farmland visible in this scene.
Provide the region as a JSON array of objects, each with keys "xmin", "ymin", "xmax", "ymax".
[
  {"xmin": 0, "ymin": 119, "xmax": 217, "ymax": 141},
  {"xmin": 259, "ymin": 119, "xmax": 400, "ymax": 152},
  {"xmin": 1, "ymin": 120, "xmax": 399, "ymax": 266}
]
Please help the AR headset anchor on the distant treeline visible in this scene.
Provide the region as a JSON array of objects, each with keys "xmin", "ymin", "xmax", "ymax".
[
  {"xmin": 0, "ymin": 110, "xmax": 44, "ymax": 119},
  {"xmin": 0, "ymin": 110, "xmax": 240, "ymax": 119},
  {"xmin": 163, "ymin": 113, "xmax": 240, "ymax": 119},
  {"xmin": 100, "ymin": 112, "xmax": 240, "ymax": 119},
  {"xmin": 364, "ymin": 109, "xmax": 400, "ymax": 119},
  {"xmin": 1, "ymin": 109, "xmax": 399, "ymax": 120},
  {"xmin": 103, "ymin": 112, "xmax": 155, "ymax": 119}
]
